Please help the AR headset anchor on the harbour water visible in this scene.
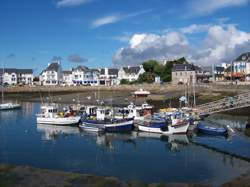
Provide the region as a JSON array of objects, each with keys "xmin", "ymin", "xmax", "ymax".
[{"xmin": 0, "ymin": 102, "xmax": 250, "ymax": 186}]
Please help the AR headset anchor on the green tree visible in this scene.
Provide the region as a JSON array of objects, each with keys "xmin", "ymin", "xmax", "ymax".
[
  {"xmin": 142, "ymin": 60, "xmax": 159, "ymax": 73},
  {"xmin": 120, "ymin": 79, "xmax": 130, "ymax": 84}
]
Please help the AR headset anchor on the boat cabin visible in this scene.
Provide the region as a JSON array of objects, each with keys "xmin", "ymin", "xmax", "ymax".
[{"xmin": 40, "ymin": 105, "xmax": 58, "ymax": 118}]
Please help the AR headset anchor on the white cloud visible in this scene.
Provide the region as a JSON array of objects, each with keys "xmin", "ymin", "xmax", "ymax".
[
  {"xmin": 188, "ymin": 0, "xmax": 249, "ymax": 16},
  {"xmin": 113, "ymin": 25, "xmax": 250, "ymax": 66},
  {"xmin": 91, "ymin": 15, "xmax": 121, "ymax": 28},
  {"xmin": 181, "ymin": 24, "xmax": 211, "ymax": 34},
  {"xmin": 56, "ymin": 0, "xmax": 92, "ymax": 8},
  {"xmin": 91, "ymin": 9, "xmax": 152, "ymax": 28},
  {"xmin": 113, "ymin": 32, "xmax": 190, "ymax": 66}
]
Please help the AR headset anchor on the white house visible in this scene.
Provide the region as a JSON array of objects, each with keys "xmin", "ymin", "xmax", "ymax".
[
  {"xmin": 72, "ymin": 66, "xmax": 99, "ymax": 86},
  {"xmin": 40, "ymin": 61, "xmax": 62, "ymax": 86},
  {"xmin": 62, "ymin": 71, "xmax": 73, "ymax": 86},
  {"xmin": 233, "ymin": 52, "xmax": 250, "ymax": 81},
  {"xmin": 99, "ymin": 68, "xmax": 119, "ymax": 85},
  {"xmin": 118, "ymin": 65, "xmax": 145, "ymax": 82},
  {"xmin": 0, "ymin": 68, "xmax": 33, "ymax": 85}
]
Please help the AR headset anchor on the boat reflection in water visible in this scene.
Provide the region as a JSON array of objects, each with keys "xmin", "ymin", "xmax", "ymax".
[
  {"xmin": 37, "ymin": 124, "xmax": 80, "ymax": 141},
  {"xmin": 136, "ymin": 132, "xmax": 190, "ymax": 152},
  {"xmin": 36, "ymin": 123, "xmax": 190, "ymax": 152}
]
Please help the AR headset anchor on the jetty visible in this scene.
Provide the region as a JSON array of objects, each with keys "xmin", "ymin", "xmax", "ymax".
[{"xmin": 196, "ymin": 91, "xmax": 250, "ymax": 115}]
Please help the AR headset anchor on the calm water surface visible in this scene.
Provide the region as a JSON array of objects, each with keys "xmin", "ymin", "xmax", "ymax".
[{"xmin": 0, "ymin": 102, "xmax": 250, "ymax": 186}]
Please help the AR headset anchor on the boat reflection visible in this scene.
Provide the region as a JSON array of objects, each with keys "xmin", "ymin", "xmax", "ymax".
[
  {"xmin": 136, "ymin": 132, "xmax": 190, "ymax": 152},
  {"xmin": 36, "ymin": 123, "xmax": 190, "ymax": 152},
  {"xmin": 37, "ymin": 124, "xmax": 80, "ymax": 140}
]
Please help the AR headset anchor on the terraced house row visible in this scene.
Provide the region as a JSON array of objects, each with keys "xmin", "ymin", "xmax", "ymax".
[{"xmin": 39, "ymin": 59, "xmax": 145, "ymax": 86}]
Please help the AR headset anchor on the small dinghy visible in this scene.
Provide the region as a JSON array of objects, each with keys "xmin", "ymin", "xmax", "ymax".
[
  {"xmin": 79, "ymin": 124, "xmax": 104, "ymax": 133},
  {"xmin": 197, "ymin": 123, "xmax": 228, "ymax": 136}
]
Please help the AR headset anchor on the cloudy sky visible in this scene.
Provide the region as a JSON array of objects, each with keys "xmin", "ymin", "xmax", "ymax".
[{"xmin": 0, "ymin": 0, "xmax": 250, "ymax": 73}]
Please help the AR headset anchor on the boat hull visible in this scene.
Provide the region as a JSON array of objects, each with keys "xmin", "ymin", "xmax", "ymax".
[
  {"xmin": 37, "ymin": 116, "xmax": 81, "ymax": 126},
  {"xmin": 197, "ymin": 123, "xmax": 228, "ymax": 136},
  {"xmin": 82, "ymin": 119, "xmax": 133, "ymax": 132},
  {"xmin": 138, "ymin": 122, "xmax": 189, "ymax": 135}
]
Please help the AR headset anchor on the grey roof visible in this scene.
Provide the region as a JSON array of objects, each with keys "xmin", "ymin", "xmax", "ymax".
[
  {"xmin": 46, "ymin": 63, "xmax": 60, "ymax": 71},
  {"xmin": 0, "ymin": 68, "xmax": 33, "ymax": 74},
  {"xmin": 100, "ymin": 68, "xmax": 118, "ymax": 76},
  {"xmin": 234, "ymin": 52, "xmax": 250, "ymax": 62},
  {"xmin": 108, "ymin": 68, "xmax": 118, "ymax": 75},
  {"xmin": 72, "ymin": 65, "xmax": 89, "ymax": 72},
  {"xmin": 172, "ymin": 64, "xmax": 197, "ymax": 71},
  {"xmin": 122, "ymin": 66, "xmax": 141, "ymax": 74},
  {"xmin": 62, "ymin": 70, "xmax": 72, "ymax": 74}
]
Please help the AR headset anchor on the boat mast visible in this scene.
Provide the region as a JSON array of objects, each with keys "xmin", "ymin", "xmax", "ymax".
[
  {"xmin": 193, "ymin": 76, "xmax": 196, "ymax": 107},
  {"xmin": 1, "ymin": 59, "xmax": 4, "ymax": 104}
]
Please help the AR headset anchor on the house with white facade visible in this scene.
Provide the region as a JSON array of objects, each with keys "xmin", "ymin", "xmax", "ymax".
[
  {"xmin": 72, "ymin": 66, "xmax": 99, "ymax": 86},
  {"xmin": 118, "ymin": 65, "xmax": 145, "ymax": 82},
  {"xmin": 40, "ymin": 61, "xmax": 62, "ymax": 86},
  {"xmin": 233, "ymin": 52, "xmax": 250, "ymax": 81},
  {"xmin": 62, "ymin": 71, "xmax": 73, "ymax": 86},
  {"xmin": 0, "ymin": 68, "xmax": 33, "ymax": 85},
  {"xmin": 99, "ymin": 68, "xmax": 119, "ymax": 85}
]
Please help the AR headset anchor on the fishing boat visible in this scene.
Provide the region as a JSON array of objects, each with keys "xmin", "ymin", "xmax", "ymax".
[
  {"xmin": 138, "ymin": 121, "xmax": 166, "ymax": 133},
  {"xmin": 115, "ymin": 102, "xmax": 153, "ymax": 122},
  {"xmin": 197, "ymin": 123, "xmax": 228, "ymax": 136},
  {"xmin": 81, "ymin": 108, "xmax": 134, "ymax": 132},
  {"xmin": 36, "ymin": 104, "xmax": 81, "ymax": 125},
  {"xmin": 82, "ymin": 118, "xmax": 133, "ymax": 133},
  {"xmin": 133, "ymin": 89, "xmax": 150, "ymax": 97},
  {"xmin": 138, "ymin": 112, "xmax": 190, "ymax": 134}
]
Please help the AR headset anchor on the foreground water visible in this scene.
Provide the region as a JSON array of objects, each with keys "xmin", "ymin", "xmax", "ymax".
[{"xmin": 0, "ymin": 102, "xmax": 250, "ymax": 186}]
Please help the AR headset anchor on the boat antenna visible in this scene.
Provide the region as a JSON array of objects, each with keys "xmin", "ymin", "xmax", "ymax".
[
  {"xmin": 1, "ymin": 59, "xmax": 4, "ymax": 104},
  {"xmin": 39, "ymin": 88, "xmax": 44, "ymax": 105}
]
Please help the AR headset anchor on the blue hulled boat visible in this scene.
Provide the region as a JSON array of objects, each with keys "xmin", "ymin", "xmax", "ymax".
[
  {"xmin": 81, "ymin": 118, "xmax": 134, "ymax": 133},
  {"xmin": 197, "ymin": 123, "xmax": 228, "ymax": 136}
]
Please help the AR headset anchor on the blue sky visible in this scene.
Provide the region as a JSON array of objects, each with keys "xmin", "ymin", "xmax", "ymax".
[{"xmin": 1, "ymin": 0, "xmax": 250, "ymax": 74}]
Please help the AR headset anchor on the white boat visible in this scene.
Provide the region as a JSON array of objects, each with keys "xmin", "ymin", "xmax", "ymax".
[
  {"xmin": 36, "ymin": 104, "xmax": 81, "ymax": 125},
  {"xmin": 0, "ymin": 102, "xmax": 21, "ymax": 110},
  {"xmin": 133, "ymin": 89, "xmax": 150, "ymax": 97},
  {"xmin": 1, "ymin": 68, "xmax": 21, "ymax": 110},
  {"xmin": 138, "ymin": 112, "xmax": 190, "ymax": 134}
]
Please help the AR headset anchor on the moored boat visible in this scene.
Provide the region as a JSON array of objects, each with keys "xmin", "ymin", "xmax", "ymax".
[
  {"xmin": 0, "ymin": 102, "xmax": 21, "ymax": 111},
  {"xmin": 82, "ymin": 118, "xmax": 133, "ymax": 133},
  {"xmin": 133, "ymin": 89, "xmax": 150, "ymax": 97},
  {"xmin": 197, "ymin": 123, "xmax": 228, "ymax": 136},
  {"xmin": 36, "ymin": 104, "xmax": 81, "ymax": 125}
]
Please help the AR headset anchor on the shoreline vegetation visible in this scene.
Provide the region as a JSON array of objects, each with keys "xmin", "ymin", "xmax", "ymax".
[{"xmin": 0, "ymin": 163, "xmax": 249, "ymax": 187}]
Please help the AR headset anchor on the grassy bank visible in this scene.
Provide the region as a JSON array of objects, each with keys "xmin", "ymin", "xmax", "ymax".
[{"xmin": 0, "ymin": 164, "xmax": 211, "ymax": 187}]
